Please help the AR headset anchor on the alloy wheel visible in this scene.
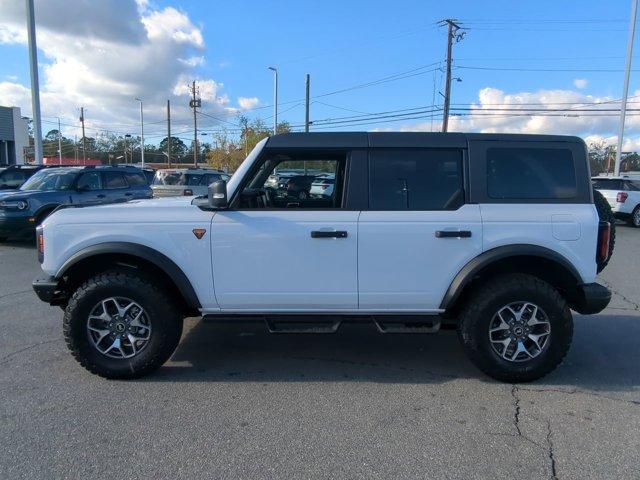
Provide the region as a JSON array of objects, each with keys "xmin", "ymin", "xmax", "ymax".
[
  {"xmin": 488, "ymin": 302, "xmax": 551, "ymax": 362},
  {"xmin": 86, "ymin": 297, "xmax": 152, "ymax": 359}
]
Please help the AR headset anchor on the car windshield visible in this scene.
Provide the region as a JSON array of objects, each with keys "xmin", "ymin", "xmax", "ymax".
[{"xmin": 19, "ymin": 169, "xmax": 78, "ymax": 191}]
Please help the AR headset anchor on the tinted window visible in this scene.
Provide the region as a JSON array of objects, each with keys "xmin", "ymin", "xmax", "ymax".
[
  {"xmin": 20, "ymin": 169, "xmax": 77, "ymax": 191},
  {"xmin": 0, "ymin": 170, "xmax": 28, "ymax": 187},
  {"xmin": 77, "ymin": 172, "xmax": 102, "ymax": 191},
  {"xmin": 624, "ymin": 180, "xmax": 640, "ymax": 191},
  {"xmin": 488, "ymin": 148, "xmax": 577, "ymax": 199},
  {"xmin": 104, "ymin": 172, "xmax": 127, "ymax": 189},
  {"xmin": 592, "ymin": 179, "xmax": 623, "ymax": 190},
  {"xmin": 201, "ymin": 174, "xmax": 223, "ymax": 185},
  {"xmin": 124, "ymin": 172, "xmax": 147, "ymax": 186},
  {"xmin": 369, "ymin": 150, "xmax": 464, "ymax": 210}
]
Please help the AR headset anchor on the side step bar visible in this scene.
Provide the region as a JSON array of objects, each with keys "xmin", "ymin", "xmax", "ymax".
[
  {"xmin": 264, "ymin": 316, "xmax": 342, "ymax": 334},
  {"xmin": 373, "ymin": 316, "xmax": 441, "ymax": 334}
]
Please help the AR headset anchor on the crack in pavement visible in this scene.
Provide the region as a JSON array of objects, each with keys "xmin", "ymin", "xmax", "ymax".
[
  {"xmin": 519, "ymin": 386, "xmax": 640, "ymax": 407},
  {"xmin": 546, "ymin": 419, "xmax": 558, "ymax": 479},
  {"xmin": 600, "ymin": 278, "xmax": 640, "ymax": 311},
  {"xmin": 0, "ymin": 289, "xmax": 31, "ymax": 302},
  {"xmin": 0, "ymin": 339, "xmax": 58, "ymax": 366}
]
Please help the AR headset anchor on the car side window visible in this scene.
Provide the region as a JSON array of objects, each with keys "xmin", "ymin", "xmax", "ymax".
[
  {"xmin": 103, "ymin": 172, "xmax": 127, "ymax": 189},
  {"xmin": 487, "ymin": 148, "xmax": 577, "ymax": 199},
  {"xmin": 124, "ymin": 172, "xmax": 147, "ymax": 186},
  {"xmin": 369, "ymin": 149, "xmax": 464, "ymax": 210},
  {"xmin": 76, "ymin": 172, "xmax": 102, "ymax": 191},
  {"xmin": 238, "ymin": 155, "xmax": 345, "ymax": 209}
]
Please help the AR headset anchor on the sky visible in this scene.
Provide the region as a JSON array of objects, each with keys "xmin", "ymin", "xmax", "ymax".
[{"xmin": 1, "ymin": 0, "xmax": 640, "ymax": 150}]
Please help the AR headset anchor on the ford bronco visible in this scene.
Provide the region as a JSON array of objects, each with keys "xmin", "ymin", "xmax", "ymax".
[{"xmin": 32, "ymin": 133, "xmax": 613, "ymax": 382}]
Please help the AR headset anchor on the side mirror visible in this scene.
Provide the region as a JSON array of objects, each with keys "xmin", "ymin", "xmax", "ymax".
[{"xmin": 208, "ymin": 179, "xmax": 228, "ymax": 209}]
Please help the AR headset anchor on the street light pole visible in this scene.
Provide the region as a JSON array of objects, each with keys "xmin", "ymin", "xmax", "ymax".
[
  {"xmin": 26, "ymin": 0, "xmax": 43, "ymax": 165},
  {"xmin": 615, "ymin": 0, "xmax": 639, "ymax": 176},
  {"xmin": 268, "ymin": 66, "xmax": 278, "ymax": 135},
  {"xmin": 57, "ymin": 117, "xmax": 62, "ymax": 165},
  {"xmin": 135, "ymin": 98, "xmax": 145, "ymax": 168}
]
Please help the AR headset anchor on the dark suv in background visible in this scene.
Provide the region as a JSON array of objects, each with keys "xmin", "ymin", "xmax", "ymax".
[
  {"xmin": 0, "ymin": 165, "xmax": 45, "ymax": 190},
  {"xmin": 0, "ymin": 165, "xmax": 152, "ymax": 241}
]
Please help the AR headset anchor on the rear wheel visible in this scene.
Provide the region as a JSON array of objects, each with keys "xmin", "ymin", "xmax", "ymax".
[
  {"xmin": 593, "ymin": 188, "xmax": 616, "ymax": 272},
  {"xmin": 457, "ymin": 273, "xmax": 573, "ymax": 383},
  {"xmin": 63, "ymin": 270, "xmax": 183, "ymax": 379},
  {"xmin": 630, "ymin": 205, "xmax": 640, "ymax": 228}
]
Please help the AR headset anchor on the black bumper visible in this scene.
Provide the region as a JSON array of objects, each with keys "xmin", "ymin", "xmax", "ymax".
[
  {"xmin": 32, "ymin": 275, "xmax": 66, "ymax": 305},
  {"xmin": 0, "ymin": 215, "xmax": 34, "ymax": 237},
  {"xmin": 571, "ymin": 282, "xmax": 611, "ymax": 314}
]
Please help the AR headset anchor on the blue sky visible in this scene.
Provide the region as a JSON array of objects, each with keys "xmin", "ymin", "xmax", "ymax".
[{"xmin": 0, "ymin": 0, "xmax": 639, "ymax": 147}]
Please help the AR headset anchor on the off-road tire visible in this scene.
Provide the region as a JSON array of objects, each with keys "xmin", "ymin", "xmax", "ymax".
[
  {"xmin": 457, "ymin": 273, "xmax": 573, "ymax": 383},
  {"xmin": 63, "ymin": 270, "xmax": 183, "ymax": 379},
  {"xmin": 629, "ymin": 205, "xmax": 640, "ymax": 228},
  {"xmin": 593, "ymin": 188, "xmax": 615, "ymax": 272}
]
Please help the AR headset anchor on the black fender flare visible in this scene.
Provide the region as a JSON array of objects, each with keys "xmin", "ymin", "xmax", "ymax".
[
  {"xmin": 439, "ymin": 244, "xmax": 583, "ymax": 310},
  {"xmin": 56, "ymin": 242, "xmax": 201, "ymax": 310},
  {"xmin": 34, "ymin": 204, "xmax": 61, "ymax": 222}
]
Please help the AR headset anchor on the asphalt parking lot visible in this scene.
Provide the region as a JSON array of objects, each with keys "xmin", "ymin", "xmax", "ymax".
[{"xmin": 1, "ymin": 228, "xmax": 639, "ymax": 479}]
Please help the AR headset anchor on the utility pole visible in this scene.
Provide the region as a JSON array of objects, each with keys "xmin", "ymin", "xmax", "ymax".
[
  {"xmin": 124, "ymin": 134, "xmax": 129, "ymax": 164},
  {"xmin": 167, "ymin": 99, "xmax": 172, "ymax": 168},
  {"xmin": 57, "ymin": 117, "xmax": 62, "ymax": 165},
  {"xmin": 439, "ymin": 19, "xmax": 464, "ymax": 133},
  {"xmin": 268, "ymin": 67, "xmax": 278, "ymax": 135},
  {"xmin": 135, "ymin": 98, "xmax": 145, "ymax": 168},
  {"xmin": 80, "ymin": 107, "xmax": 86, "ymax": 162},
  {"xmin": 615, "ymin": 0, "xmax": 638, "ymax": 176},
  {"xmin": 74, "ymin": 135, "xmax": 78, "ymax": 162},
  {"xmin": 26, "ymin": 0, "xmax": 43, "ymax": 165},
  {"xmin": 305, "ymin": 74, "xmax": 311, "ymax": 132},
  {"xmin": 189, "ymin": 80, "xmax": 200, "ymax": 167}
]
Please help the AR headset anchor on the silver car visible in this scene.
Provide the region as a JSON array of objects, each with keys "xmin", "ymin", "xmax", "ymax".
[{"xmin": 151, "ymin": 168, "xmax": 230, "ymax": 197}]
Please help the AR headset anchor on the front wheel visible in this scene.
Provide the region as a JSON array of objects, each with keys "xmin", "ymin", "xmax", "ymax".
[
  {"xmin": 63, "ymin": 270, "xmax": 183, "ymax": 379},
  {"xmin": 457, "ymin": 273, "xmax": 573, "ymax": 383}
]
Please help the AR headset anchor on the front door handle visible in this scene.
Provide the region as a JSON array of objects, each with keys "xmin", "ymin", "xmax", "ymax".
[
  {"xmin": 311, "ymin": 230, "xmax": 348, "ymax": 239},
  {"xmin": 96, "ymin": 194, "xmax": 106, "ymax": 199},
  {"xmin": 435, "ymin": 230, "xmax": 472, "ymax": 238}
]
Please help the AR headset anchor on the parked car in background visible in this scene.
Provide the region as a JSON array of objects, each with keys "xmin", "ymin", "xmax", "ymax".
[
  {"xmin": 0, "ymin": 165, "xmax": 151, "ymax": 241},
  {"xmin": 592, "ymin": 176, "xmax": 640, "ymax": 227},
  {"xmin": 151, "ymin": 168, "xmax": 230, "ymax": 197},
  {"xmin": 276, "ymin": 174, "xmax": 317, "ymax": 200},
  {"xmin": 0, "ymin": 165, "xmax": 45, "ymax": 190},
  {"xmin": 309, "ymin": 175, "xmax": 335, "ymax": 198}
]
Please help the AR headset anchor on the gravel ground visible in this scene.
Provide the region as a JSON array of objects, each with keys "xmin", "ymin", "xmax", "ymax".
[{"xmin": 0, "ymin": 226, "xmax": 638, "ymax": 479}]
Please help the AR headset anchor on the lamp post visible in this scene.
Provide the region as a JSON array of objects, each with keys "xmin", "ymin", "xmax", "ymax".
[
  {"xmin": 135, "ymin": 98, "xmax": 145, "ymax": 167},
  {"xmin": 268, "ymin": 66, "xmax": 278, "ymax": 135}
]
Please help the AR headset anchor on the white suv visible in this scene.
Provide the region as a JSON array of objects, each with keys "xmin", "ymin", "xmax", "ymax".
[
  {"xmin": 32, "ymin": 133, "xmax": 613, "ymax": 382},
  {"xmin": 592, "ymin": 176, "xmax": 640, "ymax": 227}
]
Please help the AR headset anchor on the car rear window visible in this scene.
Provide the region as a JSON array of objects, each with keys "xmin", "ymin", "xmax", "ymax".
[
  {"xmin": 369, "ymin": 149, "xmax": 464, "ymax": 210},
  {"xmin": 592, "ymin": 179, "xmax": 622, "ymax": 190},
  {"xmin": 487, "ymin": 148, "xmax": 577, "ymax": 199}
]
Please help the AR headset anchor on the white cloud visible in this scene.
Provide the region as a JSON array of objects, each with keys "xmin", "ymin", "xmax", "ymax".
[
  {"xmin": 0, "ymin": 0, "xmax": 246, "ymax": 141},
  {"xmin": 394, "ymin": 87, "xmax": 640, "ymax": 149},
  {"xmin": 573, "ymin": 78, "xmax": 588, "ymax": 89},
  {"xmin": 238, "ymin": 97, "xmax": 260, "ymax": 110}
]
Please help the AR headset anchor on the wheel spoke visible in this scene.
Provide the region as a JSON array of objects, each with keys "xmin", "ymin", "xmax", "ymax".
[
  {"xmin": 527, "ymin": 332, "xmax": 549, "ymax": 350},
  {"xmin": 510, "ymin": 341, "xmax": 531, "ymax": 361}
]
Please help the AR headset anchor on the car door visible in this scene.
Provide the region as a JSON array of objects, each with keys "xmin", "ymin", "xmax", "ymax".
[
  {"xmin": 124, "ymin": 171, "xmax": 152, "ymax": 199},
  {"xmin": 101, "ymin": 171, "xmax": 130, "ymax": 203},
  {"xmin": 358, "ymin": 148, "xmax": 482, "ymax": 311},
  {"xmin": 211, "ymin": 152, "xmax": 359, "ymax": 311},
  {"xmin": 73, "ymin": 171, "xmax": 105, "ymax": 205}
]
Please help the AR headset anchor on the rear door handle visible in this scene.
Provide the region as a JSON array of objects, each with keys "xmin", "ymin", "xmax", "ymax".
[
  {"xmin": 435, "ymin": 230, "xmax": 472, "ymax": 238},
  {"xmin": 124, "ymin": 192, "xmax": 133, "ymax": 196},
  {"xmin": 96, "ymin": 194, "xmax": 106, "ymax": 199},
  {"xmin": 311, "ymin": 230, "xmax": 348, "ymax": 239}
]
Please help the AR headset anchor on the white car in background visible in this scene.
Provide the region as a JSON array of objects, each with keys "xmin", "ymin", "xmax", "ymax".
[
  {"xmin": 309, "ymin": 175, "xmax": 335, "ymax": 198},
  {"xmin": 592, "ymin": 176, "xmax": 640, "ymax": 227}
]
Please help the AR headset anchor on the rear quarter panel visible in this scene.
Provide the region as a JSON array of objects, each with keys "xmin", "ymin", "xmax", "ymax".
[{"xmin": 480, "ymin": 204, "xmax": 599, "ymax": 283}]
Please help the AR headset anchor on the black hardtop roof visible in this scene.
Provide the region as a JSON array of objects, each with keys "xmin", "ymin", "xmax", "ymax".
[{"xmin": 265, "ymin": 132, "xmax": 584, "ymax": 149}]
